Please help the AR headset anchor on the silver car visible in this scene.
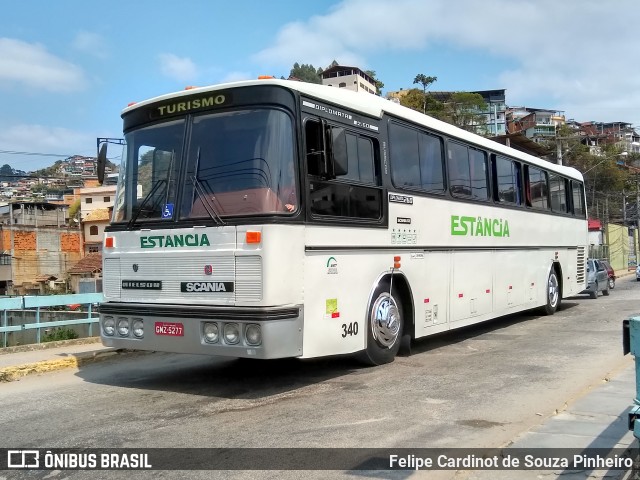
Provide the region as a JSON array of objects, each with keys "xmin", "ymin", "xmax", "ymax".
[{"xmin": 582, "ymin": 259, "xmax": 610, "ymax": 298}]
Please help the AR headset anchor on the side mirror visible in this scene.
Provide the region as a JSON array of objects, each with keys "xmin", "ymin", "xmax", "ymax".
[
  {"xmin": 97, "ymin": 143, "xmax": 107, "ymax": 184},
  {"xmin": 329, "ymin": 128, "xmax": 348, "ymax": 177}
]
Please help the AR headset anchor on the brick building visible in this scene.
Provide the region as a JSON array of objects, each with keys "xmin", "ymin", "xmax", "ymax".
[{"xmin": 0, "ymin": 203, "xmax": 81, "ymax": 295}]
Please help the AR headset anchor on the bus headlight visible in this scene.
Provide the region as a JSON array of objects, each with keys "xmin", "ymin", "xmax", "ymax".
[
  {"xmin": 223, "ymin": 323, "xmax": 240, "ymax": 345},
  {"xmin": 203, "ymin": 322, "xmax": 219, "ymax": 344},
  {"xmin": 245, "ymin": 324, "xmax": 262, "ymax": 346},
  {"xmin": 117, "ymin": 318, "xmax": 130, "ymax": 337},
  {"xmin": 103, "ymin": 317, "xmax": 115, "ymax": 336},
  {"xmin": 132, "ymin": 319, "xmax": 144, "ymax": 338}
]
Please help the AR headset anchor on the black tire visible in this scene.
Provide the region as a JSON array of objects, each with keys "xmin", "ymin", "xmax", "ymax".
[
  {"xmin": 608, "ymin": 277, "xmax": 615, "ymax": 289},
  {"xmin": 603, "ymin": 286, "xmax": 610, "ymax": 296},
  {"xmin": 590, "ymin": 282, "xmax": 598, "ymax": 299},
  {"xmin": 358, "ymin": 283, "xmax": 403, "ymax": 366},
  {"xmin": 543, "ymin": 269, "xmax": 561, "ymax": 315}
]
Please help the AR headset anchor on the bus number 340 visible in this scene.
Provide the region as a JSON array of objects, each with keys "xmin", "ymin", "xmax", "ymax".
[{"xmin": 341, "ymin": 322, "xmax": 359, "ymax": 338}]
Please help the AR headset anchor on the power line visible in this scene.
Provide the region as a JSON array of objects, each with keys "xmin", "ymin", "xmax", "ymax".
[{"xmin": 0, "ymin": 149, "xmax": 81, "ymax": 158}]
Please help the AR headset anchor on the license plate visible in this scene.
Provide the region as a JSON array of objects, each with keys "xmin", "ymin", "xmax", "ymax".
[{"xmin": 154, "ymin": 322, "xmax": 184, "ymax": 336}]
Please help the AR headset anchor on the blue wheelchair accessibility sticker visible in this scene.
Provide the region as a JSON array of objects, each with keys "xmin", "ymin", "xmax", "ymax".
[{"xmin": 162, "ymin": 203, "xmax": 174, "ymax": 219}]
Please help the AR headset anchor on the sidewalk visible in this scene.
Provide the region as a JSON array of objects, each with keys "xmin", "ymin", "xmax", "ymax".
[
  {"xmin": 0, "ymin": 337, "xmax": 122, "ymax": 381},
  {"xmin": 0, "ymin": 339, "xmax": 638, "ymax": 479},
  {"xmin": 463, "ymin": 359, "xmax": 637, "ymax": 480}
]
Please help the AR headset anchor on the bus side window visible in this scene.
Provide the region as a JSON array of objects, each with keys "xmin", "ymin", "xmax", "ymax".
[
  {"xmin": 514, "ymin": 162, "xmax": 522, "ymax": 205},
  {"xmin": 571, "ymin": 181, "xmax": 586, "ymax": 217},
  {"xmin": 528, "ymin": 165, "xmax": 549, "ymax": 210},
  {"xmin": 493, "ymin": 155, "xmax": 522, "ymax": 205},
  {"xmin": 549, "ymin": 174, "xmax": 568, "ymax": 213},
  {"xmin": 524, "ymin": 165, "xmax": 532, "ymax": 207},
  {"xmin": 448, "ymin": 142, "xmax": 488, "ymax": 200},
  {"xmin": 469, "ymin": 148, "xmax": 488, "ymax": 200},
  {"xmin": 448, "ymin": 142, "xmax": 471, "ymax": 196}
]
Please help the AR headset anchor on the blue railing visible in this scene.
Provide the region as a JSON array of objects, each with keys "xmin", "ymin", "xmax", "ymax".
[{"xmin": 0, "ymin": 293, "xmax": 104, "ymax": 347}]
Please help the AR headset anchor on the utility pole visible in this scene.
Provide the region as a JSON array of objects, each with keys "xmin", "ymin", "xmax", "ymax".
[
  {"xmin": 636, "ymin": 174, "xmax": 640, "ymax": 257},
  {"xmin": 556, "ymin": 138, "xmax": 563, "ymax": 166}
]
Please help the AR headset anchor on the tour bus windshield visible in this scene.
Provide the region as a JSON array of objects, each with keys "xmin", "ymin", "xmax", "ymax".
[{"xmin": 113, "ymin": 108, "xmax": 297, "ymax": 223}]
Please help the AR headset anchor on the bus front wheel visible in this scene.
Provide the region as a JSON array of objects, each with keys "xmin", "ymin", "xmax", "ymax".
[
  {"xmin": 543, "ymin": 270, "xmax": 561, "ymax": 315},
  {"xmin": 358, "ymin": 283, "xmax": 403, "ymax": 366}
]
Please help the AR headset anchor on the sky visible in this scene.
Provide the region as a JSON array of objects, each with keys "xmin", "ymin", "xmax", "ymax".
[{"xmin": 1, "ymin": 0, "xmax": 638, "ymax": 172}]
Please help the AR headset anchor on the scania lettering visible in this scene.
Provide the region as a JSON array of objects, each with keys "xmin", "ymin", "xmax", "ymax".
[
  {"xmin": 181, "ymin": 282, "xmax": 233, "ymax": 293},
  {"xmin": 99, "ymin": 78, "xmax": 587, "ymax": 365}
]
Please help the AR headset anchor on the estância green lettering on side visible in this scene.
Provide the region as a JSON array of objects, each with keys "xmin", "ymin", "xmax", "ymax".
[
  {"xmin": 451, "ymin": 215, "xmax": 510, "ymax": 237},
  {"xmin": 140, "ymin": 233, "xmax": 211, "ymax": 248}
]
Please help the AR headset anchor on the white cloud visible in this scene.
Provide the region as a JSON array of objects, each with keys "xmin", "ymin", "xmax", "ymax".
[
  {"xmin": 72, "ymin": 31, "xmax": 109, "ymax": 59},
  {"xmin": 255, "ymin": 0, "xmax": 640, "ymax": 124},
  {"xmin": 0, "ymin": 38, "xmax": 87, "ymax": 92},
  {"xmin": 158, "ymin": 53, "xmax": 198, "ymax": 82},
  {"xmin": 0, "ymin": 124, "xmax": 96, "ymax": 168},
  {"xmin": 220, "ymin": 71, "xmax": 253, "ymax": 83}
]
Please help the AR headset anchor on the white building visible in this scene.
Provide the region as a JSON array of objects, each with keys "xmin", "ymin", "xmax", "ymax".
[
  {"xmin": 79, "ymin": 186, "xmax": 116, "ymax": 221},
  {"xmin": 82, "ymin": 208, "xmax": 110, "ymax": 254},
  {"xmin": 321, "ymin": 65, "xmax": 377, "ymax": 95}
]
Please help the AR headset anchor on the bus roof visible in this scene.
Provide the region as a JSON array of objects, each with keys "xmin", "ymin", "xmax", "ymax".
[{"xmin": 123, "ymin": 78, "xmax": 583, "ymax": 181}]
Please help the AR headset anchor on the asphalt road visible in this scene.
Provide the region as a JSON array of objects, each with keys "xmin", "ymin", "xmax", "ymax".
[{"xmin": 2, "ymin": 274, "xmax": 639, "ymax": 480}]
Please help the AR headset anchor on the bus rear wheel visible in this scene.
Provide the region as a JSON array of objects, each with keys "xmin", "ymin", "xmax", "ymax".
[
  {"xmin": 358, "ymin": 283, "xmax": 403, "ymax": 366},
  {"xmin": 543, "ymin": 270, "xmax": 560, "ymax": 315}
]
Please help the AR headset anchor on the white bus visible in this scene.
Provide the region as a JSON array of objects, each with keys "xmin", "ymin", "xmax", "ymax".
[{"xmin": 98, "ymin": 79, "xmax": 588, "ymax": 365}]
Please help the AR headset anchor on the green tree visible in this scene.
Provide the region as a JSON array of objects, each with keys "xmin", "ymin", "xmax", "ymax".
[
  {"xmin": 68, "ymin": 199, "xmax": 81, "ymax": 224},
  {"xmin": 32, "ymin": 159, "xmax": 64, "ymax": 178},
  {"xmin": 289, "ymin": 63, "xmax": 323, "ymax": 83},
  {"xmin": 559, "ymin": 139, "xmax": 629, "ymax": 221},
  {"xmin": 399, "ymin": 89, "xmax": 444, "ymax": 117},
  {"xmin": 438, "ymin": 92, "xmax": 488, "ymax": 134},
  {"xmin": 413, "ymin": 74, "xmax": 438, "ymax": 113},
  {"xmin": 364, "ymin": 70, "xmax": 384, "ymax": 95},
  {"xmin": 0, "ymin": 164, "xmax": 14, "ymax": 182}
]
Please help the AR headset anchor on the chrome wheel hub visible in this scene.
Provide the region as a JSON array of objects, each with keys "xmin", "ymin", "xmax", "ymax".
[
  {"xmin": 370, "ymin": 293, "xmax": 400, "ymax": 348},
  {"xmin": 548, "ymin": 274, "xmax": 559, "ymax": 307}
]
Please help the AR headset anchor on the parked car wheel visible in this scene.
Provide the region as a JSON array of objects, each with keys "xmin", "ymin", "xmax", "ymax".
[
  {"xmin": 590, "ymin": 282, "xmax": 598, "ymax": 299},
  {"xmin": 608, "ymin": 277, "xmax": 615, "ymax": 289},
  {"xmin": 603, "ymin": 287, "xmax": 610, "ymax": 296}
]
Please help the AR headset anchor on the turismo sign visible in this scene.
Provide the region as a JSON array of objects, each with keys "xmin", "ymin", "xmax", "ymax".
[{"xmin": 148, "ymin": 93, "xmax": 230, "ymax": 120}]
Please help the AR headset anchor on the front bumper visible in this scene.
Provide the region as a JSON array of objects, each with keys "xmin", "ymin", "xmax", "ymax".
[{"xmin": 99, "ymin": 302, "xmax": 304, "ymax": 359}]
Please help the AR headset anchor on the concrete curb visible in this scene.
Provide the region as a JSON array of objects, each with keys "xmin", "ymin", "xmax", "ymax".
[
  {"xmin": 0, "ymin": 348, "xmax": 132, "ymax": 383},
  {"xmin": 0, "ymin": 336, "xmax": 101, "ymax": 355}
]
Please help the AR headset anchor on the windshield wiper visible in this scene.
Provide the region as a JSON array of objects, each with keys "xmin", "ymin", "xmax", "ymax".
[
  {"xmin": 191, "ymin": 147, "xmax": 225, "ymax": 226},
  {"xmin": 127, "ymin": 150, "xmax": 176, "ymax": 228},
  {"xmin": 127, "ymin": 179, "xmax": 166, "ymax": 228}
]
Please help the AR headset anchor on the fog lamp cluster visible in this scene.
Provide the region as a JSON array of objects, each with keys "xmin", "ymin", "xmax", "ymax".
[
  {"xmin": 103, "ymin": 316, "xmax": 144, "ymax": 338},
  {"xmin": 202, "ymin": 322, "xmax": 261, "ymax": 346}
]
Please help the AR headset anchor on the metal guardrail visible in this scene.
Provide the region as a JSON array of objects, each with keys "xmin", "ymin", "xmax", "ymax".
[{"xmin": 0, "ymin": 293, "xmax": 104, "ymax": 347}]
